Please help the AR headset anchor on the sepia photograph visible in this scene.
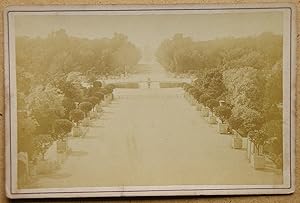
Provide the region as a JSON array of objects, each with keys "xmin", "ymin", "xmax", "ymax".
[{"xmin": 4, "ymin": 4, "xmax": 295, "ymax": 198}]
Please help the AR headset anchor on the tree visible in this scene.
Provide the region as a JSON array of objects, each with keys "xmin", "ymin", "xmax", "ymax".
[
  {"xmin": 17, "ymin": 115, "xmax": 38, "ymax": 160},
  {"xmin": 26, "ymin": 84, "xmax": 65, "ymax": 134},
  {"xmin": 17, "ymin": 92, "xmax": 27, "ymax": 111},
  {"xmin": 234, "ymin": 107, "xmax": 264, "ymax": 135},
  {"xmin": 79, "ymin": 102, "xmax": 93, "ymax": 117},
  {"xmin": 223, "ymin": 67, "xmax": 263, "ymax": 110},
  {"xmin": 262, "ymin": 61, "xmax": 283, "ymax": 121},
  {"xmin": 248, "ymin": 130, "xmax": 267, "ymax": 156},
  {"xmin": 33, "ymin": 134, "xmax": 53, "ymax": 160},
  {"xmin": 215, "ymin": 106, "xmax": 232, "ymax": 124},
  {"xmin": 262, "ymin": 120, "xmax": 283, "ymax": 168},
  {"xmin": 62, "ymin": 97, "xmax": 76, "ymax": 118},
  {"xmin": 156, "ymin": 34, "xmax": 198, "ymax": 73},
  {"xmin": 56, "ymin": 80, "xmax": 83, "ymax": 102},
  {"xmin": 228, "ymin": 115, "xmax": 243, "ymax": 132},
  {"xmin": 16, "ymin": 66, "xmax": 33, "ymax": 95},
  {"xmin": 199, "ymin": 69, "xmax": 226, "ymax": 99},
  {"xmin": 263, "ymin": 104, "xmax": 282, "ymax": 121},
  {"xmin": 69, "ymin": 109, "xmax": 85, "ymax": 126},
  {"xmin": 109, "ymin": 33, "xmax": 141, "ymax": 73},
  {"xmin": 263, "ymin": 61, "xmax": 282, "ymax": 105},
  {"xmin": 16, "ymin": 31, "xmax": 141, "ymax": 79}
]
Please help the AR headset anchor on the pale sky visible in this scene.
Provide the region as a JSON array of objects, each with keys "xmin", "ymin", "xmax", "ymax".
[{"xmin": 15, "ymin": 11, "xmax": 283, "ymax": 49}]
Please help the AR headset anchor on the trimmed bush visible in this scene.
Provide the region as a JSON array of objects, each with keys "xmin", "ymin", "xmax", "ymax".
[
  {"xmin": 93, "ymin": 81, "xmax": 102, "ymax": 89},
  {"xmin": 206, "ymin": 99, "xmax": 219, "ymax": 112},
  {"xmin": 103, "ymin": 87, "xmax": 113, "ymax": 97},
  {"xmin": 69, "ymin": 109, "xmax": 85, "ymax": 126},
  {"xmin": 215, "ymin": 106, "xmax": 232, "ymax": 123},
  {"xmin": 53, "ymin": 119, "xmax": 73, "ymax": 153},
  {"xmin": 192, "ymin": 89, "xmax": 202, "ymax": 100},
  {"xmin": 88, "ymin": 96, "xmax": 101, "ymax": 109},
  {"xmin": 105, "ymin": 84, "xmax": 115, "ymax": 91},
  {"xmin": 104, "ymin": 86, "xmax": 113, "ymax": 94},
  {"xmin": 79, "ymin": 102, "xmax": 93, "ymax": 117},
  {"xmin": 53, "ymin": 119, "xmax": 73, "ymax": 140},
  {"xmin": 199, "ymin": 94, "xmax": 212, "ymax": 106},
  {"xmin": 94, "ymin": 92, "xmax": 105, "ymax": 101}
]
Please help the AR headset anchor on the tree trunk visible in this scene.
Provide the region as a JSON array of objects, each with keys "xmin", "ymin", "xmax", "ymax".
[
  {"xmin": 254, "ymin": 144, "xmax": 259, "ymax": 155},
  {"xmin": 41, "ymin": 152, "xmax": 46, "ymax": 161}
]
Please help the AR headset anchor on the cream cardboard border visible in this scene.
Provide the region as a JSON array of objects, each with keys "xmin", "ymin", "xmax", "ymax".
[{"xmin": 3, "ymin": 3, "xmax": 297, "ymax": 199}]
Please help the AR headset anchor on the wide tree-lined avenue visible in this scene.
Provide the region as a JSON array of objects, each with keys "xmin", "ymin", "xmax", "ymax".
[{"xmin": 29, "ymin": 63, "xmax": 282, "ymax": 188}]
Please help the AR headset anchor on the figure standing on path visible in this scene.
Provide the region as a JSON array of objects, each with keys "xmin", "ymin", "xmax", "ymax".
[{"xmin": 147, "ymin": 77, "xmax": 151, "ymax": 88}]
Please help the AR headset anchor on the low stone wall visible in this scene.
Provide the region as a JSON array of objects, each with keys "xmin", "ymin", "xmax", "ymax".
[
  {"xmin": 159, "ymin": 82, "xmax": 184, "ymax": 88},
  {"xmin": 109, "ymin": 82, "xmax": 139, "ymax": 89}
]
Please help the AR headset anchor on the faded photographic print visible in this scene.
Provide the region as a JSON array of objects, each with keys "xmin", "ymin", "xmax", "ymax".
[{"xmin": 4, "ymin": 4, "xmax": 295, "ymax": 198}]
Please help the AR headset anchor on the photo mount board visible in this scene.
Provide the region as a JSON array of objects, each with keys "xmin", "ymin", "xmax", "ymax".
[{"xmin": 4, "ymin": 3, "xmax": 296, "ymax": 199}]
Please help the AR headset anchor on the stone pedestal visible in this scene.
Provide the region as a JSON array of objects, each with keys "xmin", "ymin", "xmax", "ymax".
[
  {"xmin": 232, "ymin": 136, "xmax": 243, "ymax": 149},
  {"xmin": 196, "ymin": 103, "xmax": 202, "ymax": 111},
  {"xmin": 72, "ymin": 126, "xmax": 83, "ymax": 137},
  {"xmin": 82, "ymin": 117, "xmax": 90, "ymax": 127},
  {"xmin": 207, "ymin": 114, "xmax": 217, "ymax": 124},
  {"xmin": 200, "ymin": 107, "xmax": 209, "ymax": 117},
  {"xmin": 251, "ymin": 154, "xmax": 265, "ymax": 169},
  {"xmin": 89, "ymin": 111, "xmax": 98, "ymax": 120},
  {"xmin": 218, "ymin": 123, "xmax": 228, "ymax": 134},
  {"xmin": 57, "ymin": 140, "xmax": 68, "ymax": 153}
]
